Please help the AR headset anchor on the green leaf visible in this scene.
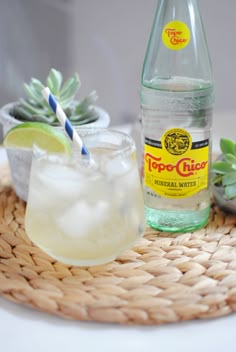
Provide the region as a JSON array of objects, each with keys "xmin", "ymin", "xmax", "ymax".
[
  {"xmin": 13, "ymin": 106, "xmax": 35, "ymax": 121},
  {"xmin": 46, "ymin": 68, "xmax": 63, "ymax": 95},
  {"xmin": 220, "ymin": 138, "xmax": 235, "ymax": 155},
  {"xmin": 60, "ymin": 77, "xmax": 74, "ymax": 96},
  {"xmin": 59, "ymin": 97, "xmax": 76, "ymax": 109},
  {"xmin": 72, "ymin": 116, "xmax": 98, "ymax": 125},
  {"xmin": 23, "ymin": 83, "xmax": 43, "ymax": 104},
  {"xmin": 31, "ymin": 114, "xmax": 57, "ymax": 124},
  {"xmin": 60, "ymin": 74, "xmax": 80, "ymax": 100},
  {"xmin": 31, "ymin": 78, "xmax": 45, "ymax": 93},
  {"xmin": 70, "ymin": 107, "xmax": 98, "ymax": 123},
  {"xmin": 211, "ymin": 174, "xmax": 223, "ymax": 185},
  {"xmin": 222, "ymin": 171, "xmax": 236, "ymax": 186},
  {"xmin": 19, "ymin": 99, "xmax": 44, "ymax": 115},
  {"xmin": 75, "ymin": 91, "xmax": 98, "ymax": 114},
  {"xmin": 225, "ymin": 183, "xmax": 236, "ymax": 199},
  {"xmin": 211, "ymin": 161, "xmax": 235, "ymax": 174},
  {"xmin": 225, "ymin": 153, "xmax": 236, "ymax": 165},
  {"xmin": 69, "ymin": 114, "xmax": 98, "ymax": 125},
  {"xmin": 19, "ymin": 99, "xmax": 51, "ymax": 118}
]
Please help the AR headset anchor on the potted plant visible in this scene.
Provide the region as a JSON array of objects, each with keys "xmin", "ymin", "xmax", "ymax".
[
  {"xmin": 0, "ymin": 68, "xmax": 110, "ymax": 201},
  {"xmin": 211, "ymin": 138, "xmax": 236, "ymax": 213}
]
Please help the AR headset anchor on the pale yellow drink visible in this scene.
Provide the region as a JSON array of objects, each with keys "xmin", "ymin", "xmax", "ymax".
[{"xmin": 25, "ymin": 130, "xmax": 145, "ymax": 266}]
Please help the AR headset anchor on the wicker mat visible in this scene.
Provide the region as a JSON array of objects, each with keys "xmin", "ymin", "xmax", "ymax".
[{"xmin": 1, "ymin": 165, "xmax": 236, "ymax": 325}]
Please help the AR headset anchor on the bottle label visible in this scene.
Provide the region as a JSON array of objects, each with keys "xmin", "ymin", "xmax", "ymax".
[
  {"xmin": 162, "ymin": 21, "xmax": 191, "ymax": 50},
  {"xmin": 144, "ymin": 128, "xmax": 209, "ymax": 198}
]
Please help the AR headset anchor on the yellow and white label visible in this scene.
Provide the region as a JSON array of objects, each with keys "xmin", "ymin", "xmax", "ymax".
[
  {"xmin": 144, "ymin": 128, "xmax": 209, "ymax": 198},
  {"xmin": 162, "ymin": 21, "xmax": 191, "ymax": 50}
]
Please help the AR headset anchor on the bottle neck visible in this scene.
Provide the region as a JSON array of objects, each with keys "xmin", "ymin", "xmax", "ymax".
[
  {"xmin": 155, "ymin": 0, "xmax": 200, "ymax": 28},
  {"xmin": 158, "ymin": 0, "xmax": 199, "ymax": 11},
  {"xmin": 142, "ymin": 0, "xmax": 213, "ymax": 88}
]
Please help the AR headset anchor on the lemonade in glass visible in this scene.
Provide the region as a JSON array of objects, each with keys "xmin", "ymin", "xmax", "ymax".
[{"xmin": 25, "ymin": 129, "xmax": 145, "ymax": 266}]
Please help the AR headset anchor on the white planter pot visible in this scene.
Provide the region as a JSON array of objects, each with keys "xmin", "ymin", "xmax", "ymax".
[{"xmin": 0, "ymin": 102, "xmax": 110, "ymax": 201}]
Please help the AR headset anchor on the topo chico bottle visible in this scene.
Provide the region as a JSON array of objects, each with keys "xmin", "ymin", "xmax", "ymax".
[{"xmin": 141, "ymin": 0, "xmax": 214, "ymax": 232}]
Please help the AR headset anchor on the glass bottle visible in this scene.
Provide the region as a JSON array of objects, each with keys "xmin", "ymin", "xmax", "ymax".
[{"xmin": 141, "ymin": 0, "xmax": 214, "ymax": 232}]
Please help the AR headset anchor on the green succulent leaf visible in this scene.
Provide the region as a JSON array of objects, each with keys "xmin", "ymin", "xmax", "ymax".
[
  {"xmin": 19, "ymin": 99, "xmax": 45, "ymax": 115},
  {"xmin": 23, "ymin": 83, "xmax": 43, "ymax": 105},
  {"xmin": 225, "ymin": 153, "xmax": 236, "ymax": 166},
  {"xmin": 70, "ymin": 113, "xmax": 98, "ymax": 125},
  {"xmin": 31, "ymin": 78, "xmax": 45, "ymax": 93},
  {"xmin": 74, "ymin": 116, "xmax": 98, "ymax": 125},
  {"xmin": 59, "ymin": 97, "xmax": 77, "ymax": 110},
  {"xmin": 222, "ymin": 171, "xmax": 236, "ymax": 186},
  {"xmin": 211, "ymin": 174, "xmax": 223, "ymax": 185},
  {"xmin": 47, "ymin": 68, "xmax": 63, "ymax": 95},
  {"xmin": 30, "ymin": 114, "xmax": 57, "ymax": 124},
  {"xmin": 70, "ymin": 105, "xmax": 98, "ymax": 122},
  {"xmin": 211, "ymin": 161, "xmax": 235, "ymax": 174},
  {"xmin": 224, "ymin": 183, "xmax": 236, "ymax": 200},
  {"xmin": 60, "ymin": 74, "xmax": 80, "ymax": 101},
  {"xmin": 75, "ymin": 91, "xmax": 98, "ymax": 114},
  {"xmin": 220, "ymin": 138, "xmax": 235, "ymax": 155},
  {"xmin": 13, "ymin": 106, "xmax": 37, "ymax": 121}
]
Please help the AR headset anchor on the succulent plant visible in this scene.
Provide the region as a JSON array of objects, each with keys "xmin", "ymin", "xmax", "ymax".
[
  {"xmin": 11, "ymin": 68, "xmax": 99, "ymax": 126},
  {"xmin": 211, "ymin": 138, "xmax": 236, "ymax": 200}
]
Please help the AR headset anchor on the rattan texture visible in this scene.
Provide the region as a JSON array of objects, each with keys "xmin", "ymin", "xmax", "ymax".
[{"xmin": 1, "ymin": 165, "xmax": 236, "ymax": 325}]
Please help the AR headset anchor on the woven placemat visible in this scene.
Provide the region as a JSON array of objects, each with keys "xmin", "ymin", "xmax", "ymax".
[{"xmin": 1, "ymin": 165, "xmax": 236, "ymax": 325}]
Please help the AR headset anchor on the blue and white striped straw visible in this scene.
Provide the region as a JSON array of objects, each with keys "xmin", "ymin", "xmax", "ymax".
[{"xmin": 41, "ymin": 87, "xmax": 89, "ymax": 156}]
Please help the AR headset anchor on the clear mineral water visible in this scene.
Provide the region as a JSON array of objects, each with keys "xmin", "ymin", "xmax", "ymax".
[{"xmin": 141, "ymin": 76, "xmax": 214, "ymax": 232}]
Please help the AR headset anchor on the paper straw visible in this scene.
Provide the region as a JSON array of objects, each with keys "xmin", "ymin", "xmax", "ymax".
[{"xmin": 41, "ymin": 87, "xmax": 89, "ymax": 156}]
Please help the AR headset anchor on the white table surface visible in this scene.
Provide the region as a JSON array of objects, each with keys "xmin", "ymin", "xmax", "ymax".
[{"xmin": 1, "ymin": 114, "xmax": 236, "ymax": 352}]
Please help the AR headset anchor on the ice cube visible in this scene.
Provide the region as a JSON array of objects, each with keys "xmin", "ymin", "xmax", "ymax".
[
  {"xmin": 104, "ymin": 156, "xmax": 132, "ymax": 179},
  {"xmin": 57, "ymin": 200, "xmax": 109, "ymax": 239},
  {"xmin": 37, "ymin": 163, "xmax": 89, "ymax": 201}
]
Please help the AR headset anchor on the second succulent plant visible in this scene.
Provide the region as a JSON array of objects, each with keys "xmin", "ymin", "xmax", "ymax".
[{"xmin": 211, "ymin": 138, "xmax": 236, "ymax": 200}]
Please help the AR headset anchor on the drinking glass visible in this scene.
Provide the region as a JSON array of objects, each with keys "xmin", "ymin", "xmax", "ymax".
[{"xmin": 25, "ymin": 129, "xmax": 145, "ymax": 266}]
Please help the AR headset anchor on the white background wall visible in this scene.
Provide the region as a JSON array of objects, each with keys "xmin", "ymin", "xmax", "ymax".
[{"xmin": 0, "ymin": 0, "xmax": 235, "ymax": 126}]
